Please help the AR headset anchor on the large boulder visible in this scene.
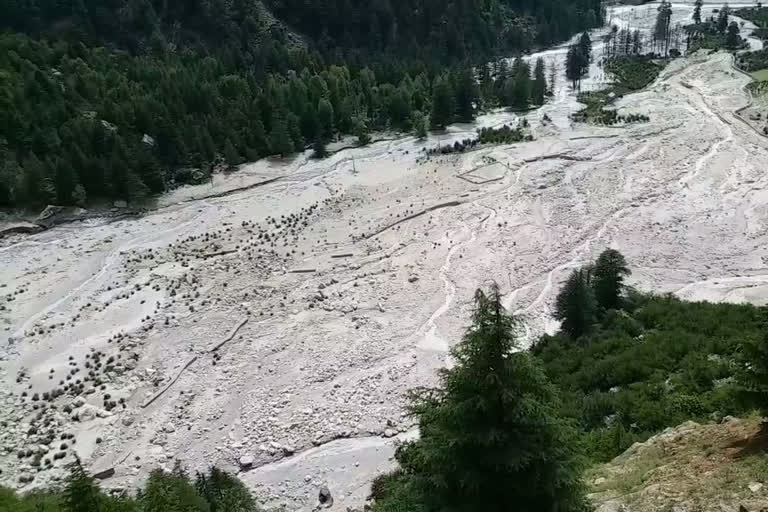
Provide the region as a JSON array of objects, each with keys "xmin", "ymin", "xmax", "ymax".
[
  {"xmin": 35, "ymin": 205, "xmax": 87, "ymax": 227},
  {"xmin": 317, "ymin": 486, "xmax": 333, "ymax": 508},
  {"xmin": 36, "ymin": 205, "xmax": 66, "ymax": 223},
  {"xmin": 238, "ymin": 455, "xmax": 254, "ymax": 469}
]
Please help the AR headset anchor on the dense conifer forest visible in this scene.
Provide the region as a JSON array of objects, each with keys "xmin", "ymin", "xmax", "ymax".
[{"xmin": 0, "ymin": 0, "xmax": 604, "ymax": 209}]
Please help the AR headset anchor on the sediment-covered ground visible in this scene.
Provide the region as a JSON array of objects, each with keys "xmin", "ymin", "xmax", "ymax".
[{"xmin": 2, "ymin": 2, "xmax": 768, "ymax": 510}]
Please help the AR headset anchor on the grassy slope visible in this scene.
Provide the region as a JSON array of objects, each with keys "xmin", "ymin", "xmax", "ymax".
[{"xmin": 588, "ymin": 415, "xmax": 768, "ymax": 511}]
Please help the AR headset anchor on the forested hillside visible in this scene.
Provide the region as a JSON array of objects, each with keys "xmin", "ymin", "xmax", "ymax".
[
  {"xmin": 264, "ymin": 0, "xmax": 603, "ymax": 60},
  {"xmin": 0, "ymin": 0, "xmax": 603, "ymax": 210}
]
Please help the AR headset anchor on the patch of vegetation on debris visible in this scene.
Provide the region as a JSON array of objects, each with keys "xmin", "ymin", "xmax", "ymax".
[
  {"xmin": 423, "ymin": 121, "xmax": 532, "ymax": 156},
  {"xmin": 572, "ymin": 56, "xmax": 661, "ymax": 125}
]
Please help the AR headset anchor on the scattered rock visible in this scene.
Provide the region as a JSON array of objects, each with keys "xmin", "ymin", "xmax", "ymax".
[
  {"xmin": 238, "ymin": 455, "xmax": 254, "ymax": 469},
  {"xmin": 93, "ymin": 467, "xmax": 116, "ymax": 480},
  {"xmin": 748, "ymin": 482, "xmax": 763, "ymax": 493},
  {"xmin": 596, "ymin": 501, "xmax": 629, "ymax": 512},
  {"xmin": 318, "ymin": 485, "xmax": 333, "ymax": 508}
]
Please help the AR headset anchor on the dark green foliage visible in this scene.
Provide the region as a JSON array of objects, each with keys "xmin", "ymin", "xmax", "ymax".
[
  {"xmin": 535, "ymin": 262, "xmax": 765, "ymax": 463},
  {"xmin": 0, "ymin": 0, "xmax": 604, "ymax": 209},
  {"xmin": 554, "ymin": 270, "xmax": 596, "ymax": 339},
  {"xmin": 195, "ymin": 467, "xmax": 259, "ymax": 512},
  {"xmin": 591, "ymin": 249, "xmax": 630, "ymax": 312},
  {"xmin": 693, "ymin": 0, "xmax": 703, "ymax": 24},
  {"xmin": 63, "ymin": 457, "xmax": 102, "ymax": 512},
  {"xmin": 354, "ymin": 118, "xmax": 371, "ymax": 146},
  {"xmin": 737, "ymin": 48, "xmax": 768, "ymax": 72},
  {"xmin": 737, "ymin": 312, "xmax": 768, "ymax": 418},
  {"xmin": 0, "ymin": 487, "xmax": 62, "ymax": 511},
  {"xmin": 269, "ymin": 116, "xmax": 294, "ymax": 158},
  {"xmin": 369, "ymin": 471, "xmax": 428, "ymax": 512},
  {"xmin": 317, "ymin": 99, "xmax": 335, "ymax": 140},
  {"xmin": 3, "ymin": 464, "xmax": 257, "ymax": 512},
  {"xmin": 312, "ymin": 138, "xmax": 328, "ymax": 159},
  {"xmin": 263, "ymin": 0, "xmax": 605, "ymax": 63},
  {"xmin": 373, "ymin": 285, "xmax": 588, "ymax": 512},
  {"xmin": 573, "ymin": 56, "xmax": 662, "ymax": 124},
  {"xmin": 224, "ymin": 140, "xmax": 241, "ymax": 168},
  {"xmin": 506, "ymin": 57, "xmax": 532, "ymax": 109},
  {"xmin": 735, "ymin": 6, "xmax": 768, "ymax": 40},
  {"xmin": 532, "ymin": 58, "xmax": 548, "ymax": 106},
  {"xmin": 430, "ymin": 75, "xmax": 455, "ymax": 130},
  {"xmin": 727, "ymin": 21, "xmax": 742, "ymax": 49},
  {"xmin": 411, "ymin": 111, "xmax": 429, "ymax": 139},
  {"xmin": 685, "ymin": 5, "xmax": 746, "ymax": 52},
  {"xmin": 454, "ymin": 69, "xmax": 478, "ymax": 123},
  {"xmin": 603, "ymin": 57, "xmax": 663, "ymax": 92},
  {"xmin": 476, "ymin": 124, "xmax": 531, "ymax": 144},
  {"xmin": 565, "ymin": 34, "xmax": 591, "ymax": 89},
  {"xmin": 578, "ymin": 32, "xmax": 593, "ymax": 63},
  {"xmin": 139, "ymin": 466, "xmax": 209, "ymax": 512},
  {"xmin": 717, "ymin": 4, "xmax": 730, "ymax": 34}
]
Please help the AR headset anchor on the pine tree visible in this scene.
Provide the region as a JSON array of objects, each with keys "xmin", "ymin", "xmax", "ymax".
[
  {"xmin": 726, "ymin": 21, "xmax": 740, "ymax": 49},
  {"xmin": 55, "ymin": 159, "xmax": 79, "ymax": 205},
  {"xmin": 139, "ymin": 466, "xmax": 209, "ymax": 512},
  {"xmin": 565, "ymin": 45, "xmax": 582, "ymax": 89},
  {"xmin": 373, "ymin": 285, "xmax": 588, "ymax": 512},
  {"xmin": 269, "ymin": 116, "xmax": 294, "ymax": 157},
  {"xmin": 632, "ymin": 29, "xmax": 643, "ymax": 54},
  {"xmin": 199, "ymin": 127, "xmax": 217, "ymax": 161},
  {"xmin": 554, "ymin": 270, "xmax": 596, "ymax": 339},
  {"xmin": 411, "ymin": 110, "xmax": 428, "ymax": 139},
  {"xmin": 21, "ymin": 153, "xmax": 45, "ymax": 206},
  {"xmin": 224, "ymin": 139, "xmax": 241, "ymax": 167},
  {"xmin": 532, "ymin": 57, "xmax": 547, "ymax": 106},
  {"xmin": 591, "ymin": 249, "xmax": 630, "ymax": 313},
  {"xmin": 693, "ymin": 0, "xmax": 703, "ymax": 24},
  {"xmin": 354, "ymin": 117, "xmax": 371, "ymax": 146},
  {"xmin": 717, "ymin": 4, "xmax": 730, "ymax": 34},
  {"xmin": 312, "ymin": 137, "xmax": 328, "ymax": 159},
  {"xmin": 578, "ymin": 32, "xmax": 592, "ymax": 65},
  {"xmin": 195, "ymin": 467, "xmax": 258, "ymax": 512},
  {"xmin": 654, "ymin": 1, "xmax": 673, "ymax": 54},
  {"xmin": 454, "ymin": 68, "xmax": 477, "ymax": 123},
  {"xmin": 0, "ymin": 161, "xmax": 18, "ymax": 207},
  {"xmin": 317, "ymin": 98, "xmax": 335, "ymax": 139},
  {"xmin": 63, "ymin": 456, "xmax": 102, "ymax": 512},
  {"xmin": 548, "ymin": 61, "xmax": 557, "ymax": 96},
  {"xmin": 430, "ymin": 75, "xmax": 455, "ymax": 130},
  {"xmin": 250, "ymin": 119, "xmax": 269, "ymax": 156},
  {"xmin": 507, "ymin": 57, "xmax": 531, "ymax": 110}
]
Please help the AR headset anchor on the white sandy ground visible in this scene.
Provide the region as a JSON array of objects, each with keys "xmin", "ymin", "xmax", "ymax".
[{"xmin": 3, "ymin": 2, "xmax": 768, "ymax": 510}]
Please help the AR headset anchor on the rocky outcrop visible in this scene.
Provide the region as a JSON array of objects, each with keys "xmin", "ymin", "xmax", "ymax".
[{"xmin": 589, "ymin": 416, "xmax": 768, "ymax": 512}]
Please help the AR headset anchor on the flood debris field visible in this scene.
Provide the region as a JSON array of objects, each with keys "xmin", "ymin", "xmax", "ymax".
[{"xmin": 3, "ymin": 3, "xmax": 768, "ymax": 510}]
